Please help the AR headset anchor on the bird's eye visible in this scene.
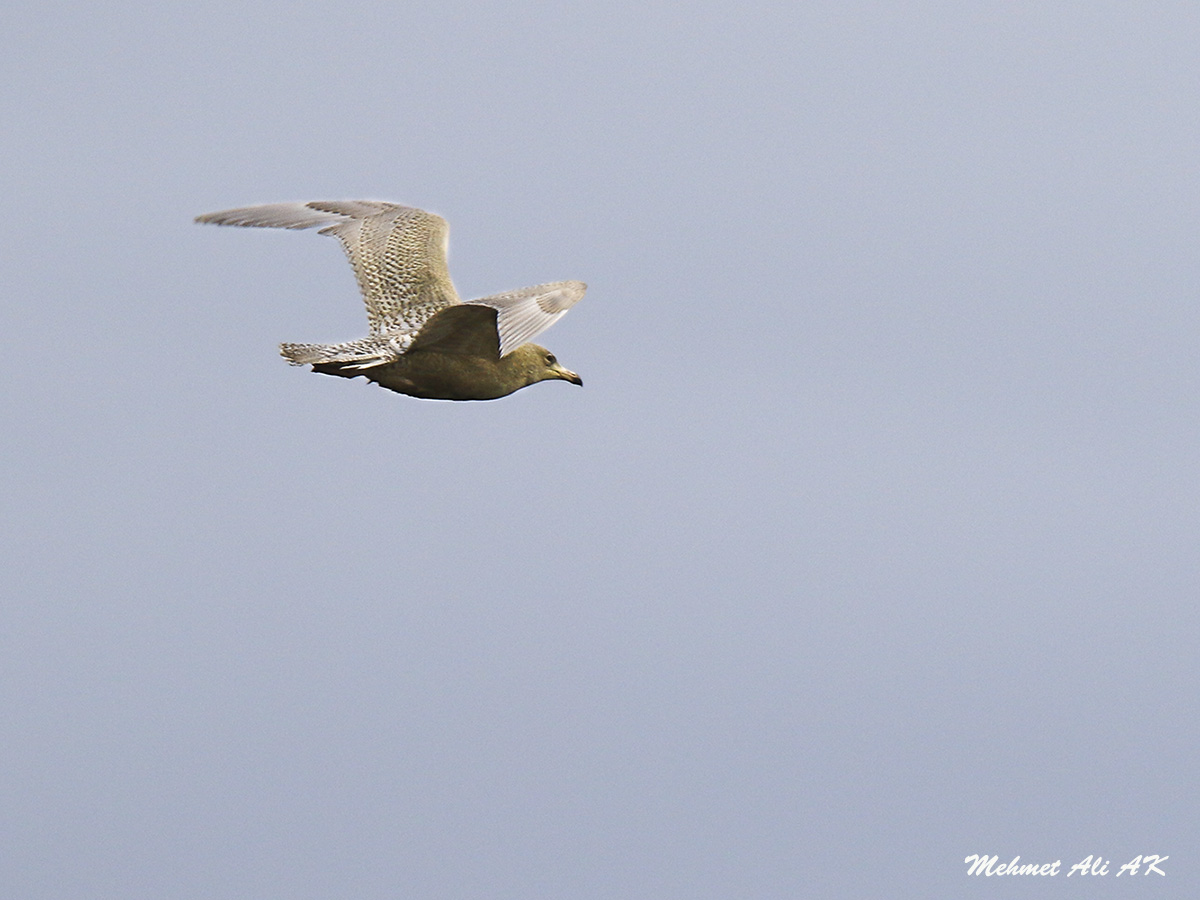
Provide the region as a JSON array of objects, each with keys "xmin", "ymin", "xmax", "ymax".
[{"xmin": 546, "ymin": 354, "xmax": 557, "ymax": 365}]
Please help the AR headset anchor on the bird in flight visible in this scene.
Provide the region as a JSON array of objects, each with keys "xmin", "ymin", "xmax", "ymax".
[{"xmin": 196, "ymin": 200, "xmax": 585, "ymax": 400}]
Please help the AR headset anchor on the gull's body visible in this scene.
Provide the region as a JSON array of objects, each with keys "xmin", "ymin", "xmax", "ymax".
[{"xmin": 195, "ymin": 200, "xmax": 585, "ymax": 400}]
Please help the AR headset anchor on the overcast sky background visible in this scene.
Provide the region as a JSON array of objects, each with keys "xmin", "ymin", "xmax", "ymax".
[{"xmin": 2, "ymin": 2, "xmax": 1197, "ymax": 898}]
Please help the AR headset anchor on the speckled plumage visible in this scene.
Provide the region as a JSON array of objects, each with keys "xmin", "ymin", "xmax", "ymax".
[{"xmin": 195, "ymin": 200, "xmax": 585, "ymax": 400}]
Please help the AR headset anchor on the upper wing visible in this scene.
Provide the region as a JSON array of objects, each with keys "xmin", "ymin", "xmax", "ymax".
[
  {"xmin": 195, "ymin": 200, "xmax": 461, "ymax": 335},
  {"xmin": 466, "ymin": 281, "xmax": 586, "ymax": 357}
]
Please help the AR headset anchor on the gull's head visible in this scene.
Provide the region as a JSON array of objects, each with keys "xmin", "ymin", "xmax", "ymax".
[{"xmin": 508, "ymin": 343, "xmax": 582, "ymax": 388}]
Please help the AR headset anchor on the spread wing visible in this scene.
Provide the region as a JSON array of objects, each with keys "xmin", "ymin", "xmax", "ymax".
[
  {"xmin": 195, "ymin": 200, "xmax": 461, "ymax": 335},
  {"xmin": 466, "ymin": 281, "xmax": 586, "ymax": 357}
]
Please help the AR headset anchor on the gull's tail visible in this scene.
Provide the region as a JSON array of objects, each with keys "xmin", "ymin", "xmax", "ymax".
[{"xmin": 279, "ymin": 335, "xmax": 403, "ymax": 371}]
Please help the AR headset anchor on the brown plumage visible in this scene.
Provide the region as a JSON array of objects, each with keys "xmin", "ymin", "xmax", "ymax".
[
  {"xmin": 313, "ymin": 307, "xmax": 582, "ymax": 400},
  {"xmin": 196, "ymin": 200, "xmax": 585, "ymax": 401}
]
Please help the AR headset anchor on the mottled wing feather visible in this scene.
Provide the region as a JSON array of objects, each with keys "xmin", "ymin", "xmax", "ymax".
[
  {"xmin": 196, "ymin": 201, "xmax": 461, "ymax": 336},
  {"xmin": 466, "ymin": 281, "xmax": 586, "ymax": 356}
]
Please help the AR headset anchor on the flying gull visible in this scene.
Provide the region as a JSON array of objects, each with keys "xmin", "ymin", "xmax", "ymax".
[{"xmin": 196, "ymin": 200, "xmax": 585, "ymax": 400}]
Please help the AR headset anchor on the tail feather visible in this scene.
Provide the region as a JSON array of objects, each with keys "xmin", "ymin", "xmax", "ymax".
[
  {"xmin": 280, "ymin": 342, "xmax": 335, "ymax": 366},
  {"xmin": 279, "ymin": 335, "xmax": 408, "ymax": 370}
]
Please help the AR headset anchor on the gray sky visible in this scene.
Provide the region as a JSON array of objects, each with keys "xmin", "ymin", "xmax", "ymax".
[{"xmin": 2, "ymin": 1, "xmax": 1197, "ymax": 898}]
